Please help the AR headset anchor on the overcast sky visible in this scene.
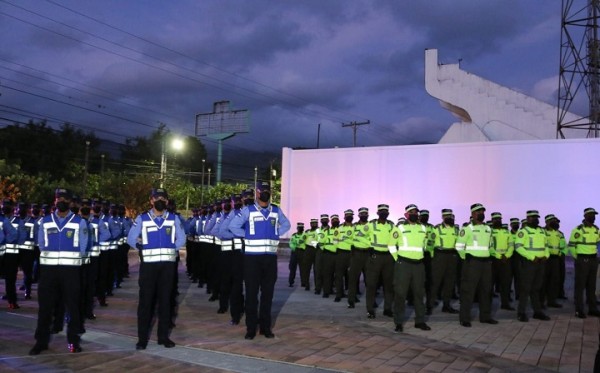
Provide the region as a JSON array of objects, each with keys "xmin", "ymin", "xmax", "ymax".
[{"xmin": 0, "ymin": 0, "xmax": 563, "ymax": 178}]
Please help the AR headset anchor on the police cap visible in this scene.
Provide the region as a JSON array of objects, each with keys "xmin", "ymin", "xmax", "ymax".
[
  {"xmin": 344, "ymin": 209, "xmax": 353, "ymax": 216},
  {"xmin": 491, "ymin": 212, "xmax": 502, "ymax": 219},
  {"xmin": 526, "ymin": 210, "xmax": 540, "ymax": 218},
  {"xmin": 441, "ymin": 209, "xmax": 453, "ymax": 216},
  {"xmin": 405, "ymin": 204, "xmax": 418, "ymax": 213},
  {"xmin": 584, "ymin": 207, "xmax": 598, "ymax": 215},
  {"xmin": 55, "ymin": 188, "xmax": 72, "ymax": 200},
  {"xmin": 470, "ymin": 203, "xmax": 485, "ymax": 212},
  {"xmin": 151, "ymin": 188, "xmax": 168, "ymax": 199},
  {"xmin": 377, "ymin": 204, "xmax": 389, "ymax": 212}
]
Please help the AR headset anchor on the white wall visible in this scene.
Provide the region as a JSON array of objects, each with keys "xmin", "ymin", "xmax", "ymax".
[{"xmin": 280, "ymin": 139, "xmax": 600, "ymax": 237}]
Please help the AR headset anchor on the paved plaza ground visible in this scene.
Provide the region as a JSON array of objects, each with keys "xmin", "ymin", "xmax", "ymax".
[{"xmin": 0, "ymin": 250, "xmax": 598, "ymax": 372}]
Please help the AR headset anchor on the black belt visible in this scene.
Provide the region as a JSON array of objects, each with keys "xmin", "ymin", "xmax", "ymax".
[
  {"xmin": 352, "ymin": 247, "xmax": 370, "ymax": 252},
  {"xmin": 577, "ymin": 254, "xmax": 597, "ymax": 258},
  {"xmin": 466, "ymin": 255, "xmax": 491, "ymax": 262},
  {"xmin": 434, "ymin": 249, "xmax": 456, "ymax": 254},
  {"xmin": 397, "ymin": 257, "xmax": 423, "ymax": 264},
  {"xmin": 370, "ymin": 249, "xmax": 391, "ymax": 256},
  {"xmin": 323, "ymin": 250, "xmax": 337, "ymax": 255}
]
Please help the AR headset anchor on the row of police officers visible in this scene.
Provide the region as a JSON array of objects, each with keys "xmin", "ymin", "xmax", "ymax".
[{"xmin": 288, "ymin": 203, "xmax": 600, "ymax": 332}]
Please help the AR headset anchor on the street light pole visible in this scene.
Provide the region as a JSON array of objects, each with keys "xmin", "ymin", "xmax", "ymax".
[
  {"xmin": 254, "ymin": 166, "xmax": 258, "ymax": 190},
  {"xmin": 207, "ymin": 168, "xmax": 211, "ymax": 188},
  {"xmin": 160, "ymin": 140, "xmax": 167, "ymax": 188},
  {"xmin": 200, "ymin": 159, "xmax": 205, "ymax": 206}
]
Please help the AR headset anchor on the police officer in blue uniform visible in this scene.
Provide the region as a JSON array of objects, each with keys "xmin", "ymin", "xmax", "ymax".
[
  {"xmin": 229, "ymin": 181, "xmax": 290, "ymax": 339},
  {"xmin": 127, "ymin": 188, "xmax": 186, "ymax": 350},
  {"xmin": 30, "ymin": 188, "xmax": 89, "ymax": 355}
]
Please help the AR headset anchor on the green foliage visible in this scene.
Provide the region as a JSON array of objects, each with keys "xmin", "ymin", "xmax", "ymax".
[{"xmin": 0, "ymin": 121, "xmax": 281, "ymax": 217}]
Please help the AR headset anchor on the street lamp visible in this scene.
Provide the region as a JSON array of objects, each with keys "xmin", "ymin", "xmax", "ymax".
[
  {"xmin": 160, "ymin": 136, "xmax": 184, "ymax": 188},
  {"xmin": 200, "ymin": 159, "xmax": 206, "ymax": 206},
  {"xmin": 207, "ymin": 168, "xmax": 211, "ymax": 188}
]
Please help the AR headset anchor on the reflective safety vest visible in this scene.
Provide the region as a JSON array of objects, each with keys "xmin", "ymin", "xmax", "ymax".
[
  {"xmin": 319, "ymin": 226, "xmax": 336, "ymax": 253},
  {"xmin": 545, "ymin": 229, "xmax": 566, "ymax": 256},
  {"xmin": 289, "ymin": 232, "xmax": 306, "ymax": 251},
  {"xmin": 5, "ymin": 217, "xmax": 21, "ymax": 254},
  {"xmin": 366, "ymin": 220, "xmax": 394, "ymax": 253},
  {"xmin": 491, "ymin": 227, "xmax": 514, "ymax": 259},
  {"xmin": 456, "ymin": 223, "xmax": 492, "ymax": 259},
  {"xmin": 388, "ymin": 223, "xmax": 427, "ymax": 261},
  {"xmin": 433, "ymin": 224, "xmax": 458, "ymax": 251},
  {"xmin": 40, "ymin": 213, "xmax": 84, "ymax": 266},
  {"xmin": 21, "ymin": 218, "xmax": 36, "ymax": 250},
  {"xmin": 352, "ymin": 222, "xmax": 370, "ymax": 249},
  {"xmin": 337, "ymin": 224, "xmax": 354, "ymax": 251},
  {"xmin": 304, "ymin": 229, "xmax": 319, "ymax": 248},
  {"xmin": 568, "ymin": 224, "xmax": 600, "ymax": 258},
  {"xmin": 244, "ymin": 204, "xmax": 281, "ymax": 255},
  {"xmin": 515, "ymin": 226, "xmax": 549, "ymax": 261},
  {"xmin": 139, "ymin": 212, "xmax": 178, "ymax": 262}
]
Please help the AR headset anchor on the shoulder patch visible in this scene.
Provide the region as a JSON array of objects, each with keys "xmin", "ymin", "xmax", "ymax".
[
  {"xmin": 334, "ymin": 230, "xmax": 339, "ymax": 236},
  {"xmin": 518, "ymin": 232, "xmax": 524, "ymax": 238},
  {"xmin": 459, "ymin": 230, "xmax": 465, "ymax": 237},
  {"xmin": 431, "ymin": 233, "xmax": 436, "ymax": 239},
  {"xmin": 574, "ymin": 232, "xmax": 580, "ymax": 239},
  {"xmin": 364, "ymin": 225, "xmax": 369, "ymax": 232},
  {"xmin": 393, "ymin": 231, "xmax": 399, "ymax": 239}
]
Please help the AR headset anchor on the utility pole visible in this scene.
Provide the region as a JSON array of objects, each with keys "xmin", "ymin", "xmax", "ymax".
[{"xmin": 342, "ymin": 120, "xmax": 370, "ymax": 147}]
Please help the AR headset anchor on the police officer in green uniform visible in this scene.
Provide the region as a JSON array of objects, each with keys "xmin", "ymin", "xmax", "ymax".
[
  {"xmin": 429, "ymin": 209, "xmax": 459, "ymax": 314},
  {"xmin": 515, "ymin": 210, "xmax": 550, "ymax": 322},
  {"xmin": 302, "ymin": 219, "xmax": 319, "ymax": 291},
  {"xmin": 542, "ymin": 214, "xmax": 566, "ymax": 308},
  {"xmin": 509, "ymin": 217, "xmax": 521, "ymax": 302},
  {"xmin": 334, "ymin": 210, "xmax": 354, "ymax": 302},
  {"xmin": 568, "ymin": 207, "xmax": 600, "ymax": 318},
  {"xmin": 456, "ymin": 203, "xmax": 498, "ymax": 327},
  {"xmin": 389, "ymin": 204, "xmax": 431, "ymax": 332},
  {"xmin": 314, "ymin": 214, "xmax": 329, "ymax": 295},
  {"xmin": 347, "ymin": 208, "xmax": 370, "ymax": 308},
  {"xmin": 364, "ymin": 204, "xmax": 395, "ymax": 319},
  {"xmin": 288, "ymin": 223, "xmax": 305, "ymax": 287},
  {"xmin": 418, "ymin": 210, "xmax": 435, "ymax": 315},
  {"xmin": 321, "ymin": 214, "xmax": 338, "ymax": 298},
  {"xmin": 490, "ymin": 212, "xmax": 515, "ymax": 310}
]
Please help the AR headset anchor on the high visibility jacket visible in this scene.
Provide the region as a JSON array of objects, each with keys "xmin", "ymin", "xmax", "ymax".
[
  {"xmin": 515, "ymin": 226, "xmax": 549, "ymax": 261},
  {"xmin": 433, "ymin": 223, "xmax": 458, "ymax": 251},
  {"xmin": 289, "ymin": 232, "xmax": 305, "ymax": 251},
  {"xmin": 337, "ymin": 223, "xmax": 354, "ymax": 251},
  {"xmin": 455, "ymin": 223, "xmax": 492, "ymax": 259},
  {"xmin": 365, "ymin": 219, "xmax": 395, "ymax": 253},
  {"xmin": 318, "ymin": 226, "xmax": 336, "ymax": 253},
  {"xmin": 568, "ymin": 224, "xmax": 600, "ymax": 259},
  {"xmin": 39, "ymin": 212, "xmax": 87, "ymax": 266},
  {"xmin": 352, "ymin": 222, "xmax": 371, "ymax": 249},
  {"xmin": 304, "ymin": 228, "xmax": 319, "ymax": 248},
  {"xmin": 545, "ymin": 229, "xmax": 566, "ymax": 256},
  {"xmin": 137, "ymin": 212, "xmax": 178, "ymax": 262},
  {"xmin": 387, "ymin": 223, "xmax": 427, "ymax": 261},
  {"xmin": 491, "ymin": 227, "xmax": 514, "ymax": 259}
]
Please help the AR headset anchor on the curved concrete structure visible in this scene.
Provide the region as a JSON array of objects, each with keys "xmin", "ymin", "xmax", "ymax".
[{"xmin": 425, "ymin": 49, "xmax": 584, "ymax": 143}]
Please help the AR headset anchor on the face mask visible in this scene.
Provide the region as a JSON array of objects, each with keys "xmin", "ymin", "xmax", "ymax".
[
  {"xmin": 550, "ymin": 221, "xmax": 559, "ymax": 230},
  {"xmin": 476, "ymin": 213, "xmax": 485, "ymax": 223},
  {"xmin": 528, "ymin": 218, "xmax": 539, "ymax": 228},
  {"xmin": 359, "ymin": 215, "xmax": 368, "ymax": 223},
  {"xmin": 443, "ymin": 217, "xmax": 454, "ymax": 225},
  {"xmin": 32, "ymin": 208, "xmax": 40, "ymax": 216},
  {"xmin": 331, "ymin": 220, "xmax": 340, "ymax": 228},
  {"xmin": 492, "ymin": 220, "xmax": 502, "ymax": 228},
  {"xmin": 244, "ymin": 199, "xmax": 254, "ymax": 206},
  {"xmin": 70, "ymin": 206, "xmax": 80, "ymax": 214},
  {"xmin": 153, "ymin": 200, "xmax": 167, "ymax": 212},
  {"xmin": 407, "ymin": 214, "xmax": 418, "ymax": 223},
  {"xmin": 56, "ymin": 201, "xmax": 70, "ymax": 213},
  {"xmin": 215, "ymin": 206, "xmax": 222, "ymax": 213},
  {"xmin": 93, "ymin": 206, "xmax": 101, "ymax": 214},
  {"xmin": 378, "ymin": 212, "xmax": 389, "ymax": 220},
  {"xmin": 585, "ymin": 215, "xmax": 596, "ymax": 224},
  {"xmin": 259, "ymin": 191, "xmax": 271, "ymax": 203},
  {"xmin": 19, "ymin": 210, "xmax": 27, "ymax": 219},
  {"xmin": 419, "ymin": 216, "xmax": 429, "ymax": 224},
  {"xmin": 80, "ymin": 206, "xmax": 91, "ymax": 216},
  {"xmin": 234, "ymin": 203, "xmax": 243, "ymax": 210},
  {"xmin": 224, "ymin": 204, "xmax": 232, "ymax": 212},
  {"xmin": 102, "ymin": 207, "xmax": 109, "ymax": 215},
  {"xmin": 2, "ymin": 206, "xmax": 12, "ymax": 215},
  {"xmin": 298, "ymin": 228, "xmax": 304, "ymax": 233},
  {"xmin": 344, "ymin": 216, "xmax": 353, "ymax": 223}
]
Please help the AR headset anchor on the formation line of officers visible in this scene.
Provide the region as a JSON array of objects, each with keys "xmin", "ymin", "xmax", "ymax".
[
  {"xmin": 0, "ymin": 190, "xmax": 133, "ymax": 354},
  {"xmin": 22, "ymin": 182, "xmax": 290, "ymax": 355},
  {"xmin": 287, "ymin": 203, "xmax": 600, "ymax": 332}
]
